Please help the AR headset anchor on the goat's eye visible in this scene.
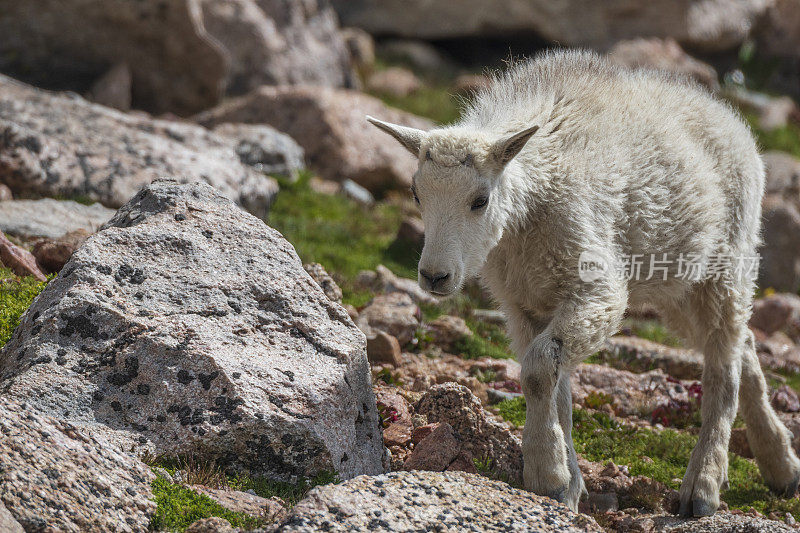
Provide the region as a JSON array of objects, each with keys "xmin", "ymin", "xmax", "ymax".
[
  {"xmin": 411, "ymin": 187, "xmax": 420, "ymax": 205},
  {"xmin": 471, "ymin": 195, "xmax": 489, "ymax": 211}
]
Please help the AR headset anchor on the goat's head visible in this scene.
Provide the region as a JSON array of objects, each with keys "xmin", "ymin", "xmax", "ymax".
[{"xmin": 368, "ymin": 116, "xmax": 538, "ymax": 296}]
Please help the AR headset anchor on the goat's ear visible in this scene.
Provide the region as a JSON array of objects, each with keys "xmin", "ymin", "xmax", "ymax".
[
  {"xmin": 366, "ymin": 115, "xmax": 426, "ymax": 156},
  {"xmin": 490, "ymin": 125, "xmax": 539, "ymax": 166}
]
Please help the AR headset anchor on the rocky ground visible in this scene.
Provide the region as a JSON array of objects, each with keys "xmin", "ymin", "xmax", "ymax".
[{"xmin": 2, "ymin": 1, "xmax": 800, "ymax": 532}]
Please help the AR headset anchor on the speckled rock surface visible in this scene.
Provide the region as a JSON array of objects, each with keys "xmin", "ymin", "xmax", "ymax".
[
  {"xmin": 0, "ymin": 199, "xmax": 115, "ymax": 240},
  {"xmin": 0, "ymin": 75, "xmax": 278, "ymax": 217},
  {"xmin": 0, "ymin": 396, "xmax": 155, "ymax": 532},
  {"xmin": 0, "ymin": 179, "xmax": 386, "ymax": 480},
  {"xmin": 653, "ymin": 512, "xmax": 794, "ymax": 532},
  {"xmin": 272, "ymin": 470, "xmax": 601, "ymax": 532},
  {"xmin": 415, "ymin": 383, "xmax": 523, "ymax": 486}
]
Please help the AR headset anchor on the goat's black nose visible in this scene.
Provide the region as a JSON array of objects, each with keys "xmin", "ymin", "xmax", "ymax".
[{"xmin": 420, "ymin": 269, "xmax": 450, "ymax": 290}]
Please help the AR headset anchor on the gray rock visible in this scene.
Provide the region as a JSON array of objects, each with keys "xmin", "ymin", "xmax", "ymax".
[
  {"xmin": 355, "ymin": 265, "xmax": 439, "ymax": 306},
  {"xmin": 763, "ymin": 151, "xmax": 800, "ymax": 203},
  {"xmin": 415, "ymin": 383, "xmax": 524, "ymax": 486},
  {"xmin": 607, "ymin": 38, "xmax": 719, "ymax": 90},
  {"xmin": 199, "ymin": 0, "xmax": 355, "ymax": 95},
  {"xmin": 213, "ymin": 123, "xmax": 305, "ymax": 181},
  {"xmin": 341, "ymin": 179, "xmax": 374, "ymax": 207},
  {"xmin": 332, "ymin": 0, "xmax": 768, "ymax": 52},
  {"xmin": 600, "ymin": 336, "xmax": 704, "ymax": 381},
  {"xmin": 0, "ymin": 75, "xmax": 278, "ymax": 217},
  {"xmin": 653, "ymin": 512, "xmax": 794, "ymax": 532},
  {"xmin": 303, "ymin": 263, "xmax": 343, "ymax": 304},
  {"xmin": 86, "ymin": 62, "xmax": 133, "ymax": 112},
  {"xmin": 357, "ymin": 292, "xmax": 420, "ymax": 346},
  {"xmin": 0, "ymin": 502, "xmax": 23, "ymax": 533},
  {"xmin": 0, "ymin": 199, "xmax": 115, "ymax": 240},
  {"xmin": 0, "ymin": 0, "xmax": 226, "ymax": 116},
  {"xmin": 194, "ymin": 86, "xmax": 433, "ymax": 193},
  {"xmin": 0, "ymin": 396, "xmax": 155, "ymax": 532},
  {"xmin": 760, "ymin": 194, "xmax": 800, "ymax": 293},
  {"xmin": 0, "ymin": 179, "xmax": 386, "ymax": 481},
  {"xmin": 272, "ymin": 470, "xmax": 602, "ymax": 532}
]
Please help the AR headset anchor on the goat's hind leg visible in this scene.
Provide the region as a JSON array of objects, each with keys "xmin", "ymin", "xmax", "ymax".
[
  {"xmin": 739, "ymin": 330, "xmax": 800, "ymax": 496},
  {"xmin": 676, "ymin": 285, "xmax": 743, "ymax": 517}
]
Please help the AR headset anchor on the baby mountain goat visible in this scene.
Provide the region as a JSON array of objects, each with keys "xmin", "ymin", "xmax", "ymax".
[{"xmin": 368, "ymin": 50, "xmax": 800, "ymax": 517}]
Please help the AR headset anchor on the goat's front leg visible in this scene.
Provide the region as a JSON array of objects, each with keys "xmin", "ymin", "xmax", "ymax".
[{"xmin": 521, "ymin": 285, "xmax": 626, "ymax": 511}]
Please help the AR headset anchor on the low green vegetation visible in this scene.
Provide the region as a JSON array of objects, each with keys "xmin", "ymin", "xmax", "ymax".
[
  {"xmin": 745, "ymin": 111, "xmax": 800, "ymax": 158},
  {"xmin": 453, "ymin": 321, "xmax": 514, "ymax": 360},
  {"xmin": 146, "ymin": 456, "xmax": 338, "ymax": 532},
  {"xmin": 149, "ymin": 476, "xmax": 262, "ymax": 531},
  {"xmin": 367, "ymin": 57, "xmax": 464, "ymax": 125},
  {"xmin": 267, "ymin": 173, "xmax": 416, "ymax": 307},
  {"xmin": 621, "ymin": 318, "xmax": 683, "ymax": 348},
  {"xmin": 0, "ymin": 268, "xmax": 50, "ymax": 348},
  {"xmin": 497, "ymin": 397, "xmax": 800, "ymax": 518}
]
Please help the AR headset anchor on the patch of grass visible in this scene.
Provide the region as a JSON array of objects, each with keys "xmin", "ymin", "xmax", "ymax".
[
  {"xmin": 744, "ymin": 111, "xmax": 800, "ymax": 158},
  {"xmin": 266, "ymin": 172, "xmax": 416, "ymax": 306},
  {"xmin": 367, "ymin": 57, "xmax": 464, "ymax": 125},
  {"xmin": 496, "ymin": 399, "xmax": 800, "ymax": 519},
  {"xmin": 453, "ymin": 327, "xmax": 513, "ymax": 360},
  {"xmin": 621, "ymin": 318, "xmax": 683, "ymax": 348},
  {"xmin": 768, "ymin": 369, "xmax": 800, "ymax": 396},
  {"xmin": 584, "ymin": 391, "xmax": 614, "ymax": 410},
  {"xmin": 228, "ymin": 471, "xmax": 338, "ymax": 507},
  {"xmin": 373, "ymin": 86, "xmax": 463, "ymax": 125},
  {"xmin": 149, "ymin": 476, "xmax": 263, "ymax": 532},
  {"xmin": 0, "ymin": 268, "xmax": 50, "ymax": 348}
]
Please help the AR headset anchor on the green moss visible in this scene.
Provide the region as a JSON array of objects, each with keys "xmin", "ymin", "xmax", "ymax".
[
  {"xmin": 372, "ymin": 86, "xmax": 463, "ymax": 125},
  {"xmin": 149, "ymin": 476, "xmax": 263, "ymax": 532},
  {"xmin": 0, "ymin": 268, "xmax": 50, "ymax": 348},
  {"xmin": 266, "ymin": 172, "xmax": 416, "ymax": 306},
  {"xmin": 228, "ymin": 471, "xmax": 338, "ymax": 507},
  {"xmin": 496, "ymin": 400, "xmax": 800, "ymax": 518},
  {"xmin": 452, "ymin": 323, "xmax": 514, "ymax": 360},
  {"xmin": 744, "ymin": 111, "xmax": 800, "ymax": 158},
  {"xmin": 622, "ymin": 318, "xmax": 683, "ymax": 348}
]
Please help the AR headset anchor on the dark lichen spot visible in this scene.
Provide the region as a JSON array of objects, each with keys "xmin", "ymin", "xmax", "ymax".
[
  {"xmin": 107, "ymin": 357, "xmax": 139, "ymax": 386},
  {"xmin": 174, "ymin": 213, "xmax": 186, "ymax": 221},
  {"xmin": 177, "ymin": 370, "xmax": 194, "ymax": 385},
  {"xmin": 198, "ymin": 371, "xmax": 219, "ymax": 391},
  {"xmin": 110, "ymin": 401, "xmax": 122, "ymax": 412},
  {"xmin": 96, "ymin": 265, "xmax": 112, "ymax": 275},
  {"xmin": 59, "ymin": 310, "xmax": 100, "ymax": 339},
  {"xmin": 202, "ymin": 230, "xmax": 213, "ymax": 239},
  {"xmin": 115, "ymin": 263, "xmax": 145, "ymax": 285},
  {"xmin": 137, "ymin": 384, "xmax": 151, "ymax": 395}
]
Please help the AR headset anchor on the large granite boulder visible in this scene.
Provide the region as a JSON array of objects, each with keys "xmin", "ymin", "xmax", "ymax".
[
  {"xmin": 0, "ymin": 0, "xmax": 227, "ymax": 116},
  {"xmin": 0, "ymin": 179, "xmax": 386, "ymax": 481},
  {"xmin": 0, "ymin": 397, "xmax": 155, "ymax": 532},
  {"xmin": 0, "ymin": 0, "xmax": 356, "ymax": 115},
  {"xmin": 332, "ymin": 0, "xmax": 770, "ymax": 52},
  {"xmin": 274, "ymin": 470, "xmax": 601, "ymax": 532},
  {"xmin": 199, "ymin": 0, "xmax": 355, "ymax": 95},
  {"xmin": 0, "ymin": 75, "xmax": 279, "ymax": 217},
  {"xmin": 194, "ymin": 86, "xmax": 433, "ymax": 193},
  {"xmin": 0, "ymin": 199, "xmax": 115, "ymax": 240}
]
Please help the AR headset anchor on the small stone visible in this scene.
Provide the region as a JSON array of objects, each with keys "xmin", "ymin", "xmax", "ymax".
[
  {"xmin": 367, "ymin": 331, "xmax": 402, "ymax": 366},
  {"xmin": 341, "ymin": 179, "xmax": 375, "ymax": 207},
  {"xmin": 587, "ymin": 491, "xmax": 618, "ymax": 513},
  {"xmin": 185, "ymin": 517, "xmax": 236, "ymax": 533},
  {"xmin": 771, "ymin": 385, "xmax": 800, "ymax": 412},
  {"xmin": 367, "ymin": 67, "xmax": 423, "ymax": 98},
  {"xmin": 426, "ymin": 315, "xmax": 471, "ymax": 351},
  {"xmin": 404, "ymin": 422, "xmax": 460, "ymax": 472},
  {"xmin": 0, "ymin": 184, "xmax": 12, "ymax": 201},
  {"xmin": 0, "ymin": 231, "xmax": 46, "ymax": 281},
  {"xmin": 304, "ymin": 262, "xmax": 342, "ymax": 304},
  {"xmin": 32, "ymin": 229, "xmax": 89, "ymax": 274},
  {"xmin": 393, "ymin": 216, "xmax": 424, "ymax": 252}
]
